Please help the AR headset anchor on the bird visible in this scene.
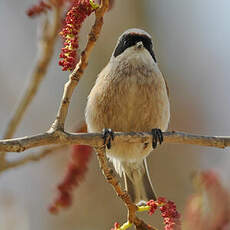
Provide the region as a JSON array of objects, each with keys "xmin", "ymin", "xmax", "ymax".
[{"xmin": 85, "ymin": 28, "xmax": 170, "ymax": 204}]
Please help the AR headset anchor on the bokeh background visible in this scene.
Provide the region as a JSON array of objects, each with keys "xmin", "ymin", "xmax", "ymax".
[{"xmin": 0, "ymin": 0, "xmax": 230, "ymax": 229}]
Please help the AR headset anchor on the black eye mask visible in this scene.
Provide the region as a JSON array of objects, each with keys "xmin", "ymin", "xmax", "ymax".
[{"xmin": 113, "ymin": 33, "xmax": 157, "ymax": 63}]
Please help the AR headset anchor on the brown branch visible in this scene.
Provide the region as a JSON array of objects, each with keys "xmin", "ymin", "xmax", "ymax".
[
  {"xmin": 0, "ymin": 6, "xmax": 62, "ymax": 163},
  {"xmin": 95, "ymin": 146, "xmax": 137, "ymax": 223},
  {"xmin": 134, "ymin": 218, "xmax": 158, "ymax": 230},
  {"xmin": 0, "ymin": 145, "xmax": 66, "ymax": 172},
  {"xmin": 0, "ymin": 131, "xmax": 229, "ymax": 153},
  {"xmin": 50, "ymin": 0, "xmax": 110, "ymax": 131},
  {"xmin": 95, "ymin": 146, "xmax": 157, "ymax": 230}
]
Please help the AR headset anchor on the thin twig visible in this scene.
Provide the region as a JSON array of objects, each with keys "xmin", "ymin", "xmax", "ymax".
[
  {"xmin": 50, "ymin": 0, "xmax": 110, "ymax": 131},
  {"xmin": 0, "ymin": 6, "xmax": 62, "ymax": 163},
  {"xmin": 0, "ymin": 145, "xmax": 66, "ymax": 172},
  {"xmin": 0, "ymin": 131, "xmax": 230, "ymax": 153}
]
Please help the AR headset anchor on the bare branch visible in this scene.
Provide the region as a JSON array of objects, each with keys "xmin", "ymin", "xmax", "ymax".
[
  {"xmin": 95, "ymin": 146, "xmax": 137, "ymax": 222},
  {"xmin": 3, "ymin": 6, "xmax": 61, "ymax": 140},
  {"xmin": 164, "ymin": 131, "xmax": 230, "ymax": 148},
  {"xmin": 0, "ymin": 131, "xmax": 229, "ymax": 153},
  {"xmin": 0, "ymin": 145, "xmax": 66, "ymax": 172},
  {"xmin": 0, "ymin": 6, "xmax": 62, "ymax": 162},
  {"xmin": 50, "ymin": 0, "xmax": 110, "ymax": 131},
  {"xmin": 95, "ymin": 146, "xmax": 156, "ymax": 230},
  {"xmin": 134, "ymin": 218, "xmax": 158, "ymax": 230}
]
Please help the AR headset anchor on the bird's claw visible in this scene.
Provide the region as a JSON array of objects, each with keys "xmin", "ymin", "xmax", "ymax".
[
  {"xmin": 102, "ymin": 128, "xmax": 114, "ymax": 149},
  {"xmin": 151, "ymin": 128, "xmax": 163, "ymax": 149}
]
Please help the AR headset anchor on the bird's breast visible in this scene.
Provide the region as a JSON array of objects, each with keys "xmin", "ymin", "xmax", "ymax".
[{"xmin": 85, "ymin": 67, "xmax": 170, "ymax": 133}]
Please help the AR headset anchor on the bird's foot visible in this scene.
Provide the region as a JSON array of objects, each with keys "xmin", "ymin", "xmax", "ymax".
[
  {"xmin": 151, "ymin": 128, "xmax": 163, "ymax": 149},
  {"xmin": 102, "ymin": 128, "xmax": 114, "ymax": 149}
]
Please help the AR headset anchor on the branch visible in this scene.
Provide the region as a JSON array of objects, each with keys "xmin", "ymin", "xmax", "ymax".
[
  {"xmin": 3, "ymin": 6, "xmax": 61, "ymax": 140},
  {"xmin": 0, "ymin": 5, "xmax": 62, "ymax": 162},
  {"xmin": 50, "ymin": 0, "xmax": 110, "ymax": 131},
  {"xmin": 134, "ymin": 218, "xmax": 158, "ymax": 230},
  {"xmin": 0, "ymin": 131, "xmax": 229, "ymax": 153},
  {"xmin": 0, "ymin": 0, "xmax": 110, "ymax": 173},
  {"xmin": 95, "ymin": 146, "xmax": 137, "ymax": 222},
  {"xmin": 95, "ymin": 146, "xmax": 156, "ymax": 230},
  {"xmin": 0, "ymin": 145, "xmax": 66, "ymax": 172}
]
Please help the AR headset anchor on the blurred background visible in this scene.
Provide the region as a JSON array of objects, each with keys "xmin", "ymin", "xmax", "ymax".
[{"xmin": 0, "ymin": 0, "xmax": 230, "ymax": 229}]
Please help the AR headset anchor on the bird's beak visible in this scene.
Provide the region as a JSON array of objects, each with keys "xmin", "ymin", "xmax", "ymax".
[{"xmin": 136, "ymin": 41, "xmax": 144, "ymax": 49}]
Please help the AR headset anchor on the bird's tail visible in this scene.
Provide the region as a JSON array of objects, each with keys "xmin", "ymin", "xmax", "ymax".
[{"xmin": 122, "ymin": 159, "xmax": 157, "ymax": 204}]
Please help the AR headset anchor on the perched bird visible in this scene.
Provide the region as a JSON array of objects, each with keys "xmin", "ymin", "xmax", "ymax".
[{"xmin": 85, "ymin": 28, "xmax": 170, "ymax": 204}]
